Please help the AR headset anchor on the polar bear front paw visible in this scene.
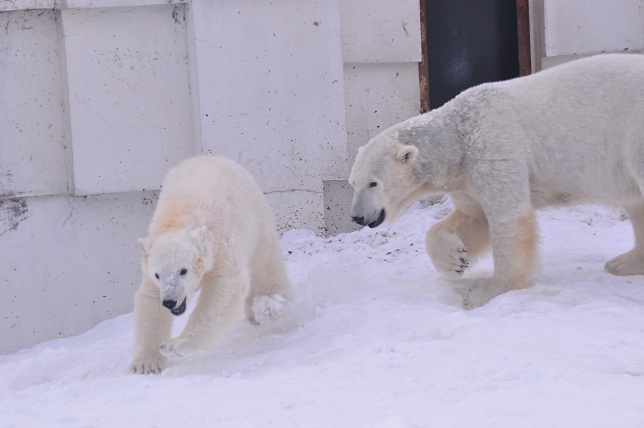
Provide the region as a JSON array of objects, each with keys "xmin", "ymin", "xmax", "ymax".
[
  {"xmin": 130, "ymin": 353, "xmax": 167, "ymax": 375},
  {"xmin": 251, "ymin": 294, "xmax": 287, "ymax": 325},
  {"xmin": 427, "ymin": 231, "xmax": 469, "ymax": 278}
]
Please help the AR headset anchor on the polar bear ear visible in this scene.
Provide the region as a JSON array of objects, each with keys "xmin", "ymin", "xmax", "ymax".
[
  {"xmin": 137, "ymin": 238, "xmax": 150, "ymax": 255},
  {"xmin": 190, "ymin": 227, "xmax": 214, "ymax": 267},
  {"xmin": 189, "ymin": 226, "xmax": 211, "ymax": 253},
  {"xmin": 189, "ymin": 226, "xmax": 206, "ymax": 246},
  {"xmin": 395, "ymin": 145, "xmax": 418, "ymax": 164}
]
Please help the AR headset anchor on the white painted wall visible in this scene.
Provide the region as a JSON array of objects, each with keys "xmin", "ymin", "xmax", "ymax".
[
  {"xmin": 340, "ymin": 0, "xmax": 421, "ymax": 165},
  {"xmin": 2, "ymin": 192, "xmax": 157, "ymax": 349},
  {"xmin": 334, "ymin": 0, "xmax": 422, "ymax": 235},
  {"xmin": 1, "ymin": 2, "xmax": 192, "ymax": 354},
  {"xmin": 0, "ymin": 0, "xmax": 423, "ymax": 354},
  {"xmin": 189, "ymin": 0, "xmax": 348, "ymax": 235},
  {"xmin": 533, "ymin": 0, "xmax": 644, "ymax": 69},
  {"xmin": 0, "ymin": 9, "xmax": 70, "ymax": 198},
  {"xmin": 340, "ymin": 0, "xmax": 421, "ymax": 64},
  {"xmin": 545, "ymin": 0, "xmax": 644, "ymax": 57},
  {"xmin": 63, "ymin": 5, "xmax": 195, "ymax": 195}
]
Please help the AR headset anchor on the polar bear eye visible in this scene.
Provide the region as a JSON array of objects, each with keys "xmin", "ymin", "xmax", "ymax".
[
  {"xmin": 154, "ymin": 273, "xmax": 160, "ymax": 280},
  {"xmin": 179, "ymin": 268, "xmax": 188, "ymax": 276},
  {"xmin": 369, "ymin": 181, "xmax": 378, "ymax": 188}
]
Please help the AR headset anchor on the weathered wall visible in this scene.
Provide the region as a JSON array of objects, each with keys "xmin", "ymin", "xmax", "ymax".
[
  {"xmin": 332, "ymin": 0, "xmax": 422, "ymax": 235},
  {"xmin": 2, "ymin": 193, "xmax": 157, "ymax": 345},
  {"xmin": 1, "ymin": 1, "xmax": 187, "ymax": 355},
  {"xmin": 0, "ymin": 0, "xmax": 422, "ymax": 354},
  {"xmin": 63, "ymin": 5, "xmax": 195, "ymax": 195},
  {"xmin": 1, "ymin": 9, "xmax": 70, "ymax": 198},
  {"xmin": 531, "ymin": 0, "xmax": 644, "ymax": 70},
  {"xmin": 189, "ymin": 0, "xmax": 348, "ymax": 235}
]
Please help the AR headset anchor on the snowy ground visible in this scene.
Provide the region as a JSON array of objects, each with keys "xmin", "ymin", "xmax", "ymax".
[{"xmin": 2, "ymin": 202, "xmax": 644, "ymax": 428}]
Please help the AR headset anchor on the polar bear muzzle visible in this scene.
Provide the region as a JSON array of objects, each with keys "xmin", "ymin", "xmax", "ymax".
[
  {"xmin": 351, "ymin": 208, "xmax": 386, "ymax": 228},
  {"xmin": 163, "ymin": 298, "xmax": 187, "ymax": 316}
]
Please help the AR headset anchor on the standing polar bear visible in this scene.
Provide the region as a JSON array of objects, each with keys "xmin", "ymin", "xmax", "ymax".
[
  {"xmin": 130, "ymin": 156, "xmax": 291, "ymax": 374},
  {"xmin": 349, "ymin": 54, "xmax": 644, "ymax": 306}
]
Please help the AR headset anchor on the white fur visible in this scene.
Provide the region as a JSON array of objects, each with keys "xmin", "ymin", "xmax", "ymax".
[
  {"xmin": 130, "ymin": 156, "xmax": 291, "ymax": 374},
  {"xmin": 349, "ymin": 53, "xmax": 644, "ymax": 306}
]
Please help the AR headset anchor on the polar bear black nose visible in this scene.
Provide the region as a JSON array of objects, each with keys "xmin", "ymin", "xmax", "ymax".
[
  {"xmin": 162, "ymin": 300, "xmax": 177, "ymax": 310},
  {"xmin": 352, "ymin": 216, "xmax": 365, "ymax": 225}
]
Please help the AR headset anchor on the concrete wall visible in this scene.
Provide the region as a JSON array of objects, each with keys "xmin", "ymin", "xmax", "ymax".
[
  {"xmin": 1, "ymin": 1, "xmax": 187, "ymax": 355},
  {"xmin": 64, "ymin": 5, "xmax": 195, "ymax": 195},
  {"xmin": 334, "ymin": 0, "xmax": 421, "ymax": 235},
  {"xmin": 531, "ymin": 0, "xmax": 644, "ymax": 70},
  {"xmin": 189, "ymin": 0, "xmax": 348, "ymax": 235},
  {"xmin": 0, "ymin": 0, "xmax": 422, "ymax": 354}
]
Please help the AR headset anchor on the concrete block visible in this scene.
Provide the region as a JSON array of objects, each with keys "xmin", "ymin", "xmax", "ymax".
[
  {"xmin": 339, "ymin": 0, "xmax": 421, "ymax": 63},
  {"xmin": 323, "ymin": 179, "xmax": 360, "ymax": 236},
  {"xmin": 343, "ymin": 62, "xmax": 420, "ymax": 166},
  {"xmin": 0, "ymin": 10, "xmax": 70, "ymax": 198},
  {"xmin": 62, "ymin": 4, "xmax": 194, "ymax": 195},
  {"xmin": 1, "ymin": 191, "xmax": 157, "ymax": 354}
]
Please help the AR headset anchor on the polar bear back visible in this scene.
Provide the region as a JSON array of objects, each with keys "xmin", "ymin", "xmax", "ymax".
[
  {"xmin": 504, "ymin": 54, "xmax": 644, "ymax": 136},
  {"xmin": 448, "ymin": 54, "xmax": 644, "ymax": 206},
  {"xmin": 148, "ymin": 156, "xmax": 274, "ymax": 245},
  {"xmin": 515, "ymin": 54, "xmax": 644, "ymax": 205}
]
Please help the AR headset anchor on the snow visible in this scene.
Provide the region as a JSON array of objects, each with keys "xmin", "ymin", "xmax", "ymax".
[{"xmin": 2, "ymin": 202, "xmax": 644, "ymax": 428}]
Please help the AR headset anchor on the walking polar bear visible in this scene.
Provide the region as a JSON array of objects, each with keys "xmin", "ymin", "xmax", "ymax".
[
  {"xmin": 130, "ymin": 156, "xmax": 291, "ymax": 374},
  {"xmin": 349, "ymin": 54, "xmax": 644, "ymax": 307}
]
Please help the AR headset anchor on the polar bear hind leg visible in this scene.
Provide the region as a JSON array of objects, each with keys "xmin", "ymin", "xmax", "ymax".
[{"xmin": 605, "ymin": 202, "xmax": 644, "ymax": 276}]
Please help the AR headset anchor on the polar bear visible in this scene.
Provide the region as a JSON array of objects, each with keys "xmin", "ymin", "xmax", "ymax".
[
  {"xmin": 130, "ymin": 156, "xmax": 291, "ymax": 374},
  {"xmin": 349, "ymin": 53, "xmax": 644, "ymax": 306}
]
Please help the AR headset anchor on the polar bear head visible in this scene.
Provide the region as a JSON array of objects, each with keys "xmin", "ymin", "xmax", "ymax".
[
  {"xmin": 349, "ymin": 134, "xmax": 421, "ymax": 227},
  {"xmin": 349, "ymin": 118, "xmax": 459, "ymax": 227},
  {"xmin": 138, "ymin": 226, "xmax": 213, "ymax": 316}
]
